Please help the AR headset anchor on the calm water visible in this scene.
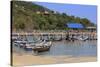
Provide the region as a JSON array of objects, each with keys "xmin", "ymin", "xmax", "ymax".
[{"xmin": 13, "ymin": 40, "xmax": 97, "ymax": 57}]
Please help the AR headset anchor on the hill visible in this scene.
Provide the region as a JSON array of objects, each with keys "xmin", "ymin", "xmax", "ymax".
[{"xmin": 12, "ymin": 1, "xmax": 95, "ymax": 32}]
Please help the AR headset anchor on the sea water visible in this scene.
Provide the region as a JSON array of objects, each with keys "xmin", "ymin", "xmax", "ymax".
[{"xmin": 12, "ymin": 39, "xmax": 97, "ymax": 57}]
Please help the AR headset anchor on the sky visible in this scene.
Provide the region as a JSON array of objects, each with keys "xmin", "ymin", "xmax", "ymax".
[{"xmin": 34, "ymin": 2, "xmax": 97, "ymax": 24}]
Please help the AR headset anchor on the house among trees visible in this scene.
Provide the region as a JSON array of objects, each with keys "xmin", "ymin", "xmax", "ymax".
[
  {"xmin": 44, "ymin": 11, "xmax": 49, "ymax": 15},
  {"xmin": 36, "ymin": 11, "xmax": 50, "ymax": 15},
  {"xmin": 36, "ymin": 11, "xmax": 41, "ymax": 14}
]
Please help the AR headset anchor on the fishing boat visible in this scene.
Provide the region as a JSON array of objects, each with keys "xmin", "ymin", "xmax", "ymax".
[
  {"xmin": 13, "ymin": 36, "xmax": 52, "ymax": 52},
  {"xmin": 32, "ymin": 40, "xmax": 52, "ymax": 52},
  {"xmin": 14, "ymin": 40, "xmax": 27, "ymax": 47},
  {"xmin": 22, "ymin": 39, "xmax": 52, "ymax": 52},
  {"xmin": 13, "ymin": 37, "xmax": 28, "ymax": 47},
  {"xmin": 73, "ymin": 35, "xmax": 88, "ymax": 41},
  {"xmin": 23, "ymin": 42, "xmax": 34, "ymax": 51}
]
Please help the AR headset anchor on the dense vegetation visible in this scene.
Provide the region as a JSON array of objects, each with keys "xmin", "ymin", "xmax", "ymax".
[{"xmin": 12, "ymin": 1, "xmax": 95, "ymax": 32}]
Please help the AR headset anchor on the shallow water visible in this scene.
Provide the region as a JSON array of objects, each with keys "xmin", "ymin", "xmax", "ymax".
[{"xmin": 12, "ymin": 40, "xmax": 97, "ymax": 57}]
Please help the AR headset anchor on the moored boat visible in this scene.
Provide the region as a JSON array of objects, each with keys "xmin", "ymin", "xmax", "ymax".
[
  {"xmin": 73, "ymin": 35, "xmax": 88, "ymax": 41},
  {"xmin": 13, "ymin": 39, "xmax": 28, "ymax": 47},
  {"xmin": 13, "ymin": 36, "xmax": 52, "ymax": 52},
  {"xmin": 32, "ymin": 41, "xmax": 52, "ymax": 52}
]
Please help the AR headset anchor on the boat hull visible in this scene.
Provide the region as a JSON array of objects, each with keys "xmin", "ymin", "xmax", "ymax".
[
  {"xmin": 33, "ymin": 46, "xmax": 50, "ymax": 52},
  {"xmin": 24, "ymin": 48, "xmax": 33, "ymax": 51}
]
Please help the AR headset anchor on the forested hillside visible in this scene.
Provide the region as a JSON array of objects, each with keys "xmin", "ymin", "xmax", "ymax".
[{"xmin": 12, "ymin": 1, "xmax": 95, "ymax": 31}]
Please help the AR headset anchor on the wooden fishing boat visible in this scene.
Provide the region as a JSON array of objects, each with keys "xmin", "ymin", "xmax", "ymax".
[
  {"xmin": 73, "ymin": 35, "xmax": 88, "ymax": 41},
  {"xmin": 32, "ymin": 41, "xmax": 52, "ymax": 52},
  {"xmin": 14, "ymin": 39, "xmax": 27, "ymax": 47},
  {"xmin": 33, "ymin": 46, "xmax": 50, "ymax": 52},
  {"xmin": 22, "ymin": 40, "xmax": 52, "ymax": 52},
  {"xmin": 13, "ymin": 36, "xmax": 52, "ymax": 52}
]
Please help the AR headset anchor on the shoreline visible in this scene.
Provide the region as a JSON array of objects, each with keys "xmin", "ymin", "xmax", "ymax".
[{"xmin": 12, "ymin": 53, "xmax": 97, "ymax": 66}]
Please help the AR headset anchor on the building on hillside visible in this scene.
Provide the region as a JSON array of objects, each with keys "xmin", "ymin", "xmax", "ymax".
[
  {"xmin": 86, "ymin": 26, "xmax": 97, "ymax": 32},
  {"xmin": 36, "ymin": 11, "xmax": 41, "ymax": 14},
  {"xmin": 66, "ymin": 22, "xmax": 84, "ymax": 29},
  {"xmin": 44, "ymin": 11, "xmax": 49, "ymax": 15}
]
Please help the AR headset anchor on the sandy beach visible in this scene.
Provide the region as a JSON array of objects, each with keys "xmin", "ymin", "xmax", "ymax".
[
  {"xmin": 12, "ymin": 53, "xmax": 97, "ymax": 66},
  {"xmin": 12, "ymin": 40, "xmax": 97, "ymax": 66}
]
